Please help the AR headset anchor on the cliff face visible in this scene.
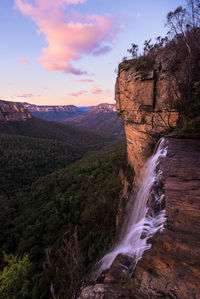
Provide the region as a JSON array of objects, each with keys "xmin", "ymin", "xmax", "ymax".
[
  {"xmin": 80, "ymin": 137, "xmax": 200, "ymax": 299},
  {"xmin": 80, "ymin": 59, "xmax": 200, "ymax": 299},
  {"xmin": 0, "ymin": 99, "xmax": 32, "ymax": 122},
  {"xmin": 115, "ymin": 60, "xmax": 178, "ymax": 177},
  {"xmin": 114, "ymin": 61, "xmax": 200, "ymax": 298},
  {"xmin": 133, "ymin": 138, "xmax": 200, "ymax": 299}
]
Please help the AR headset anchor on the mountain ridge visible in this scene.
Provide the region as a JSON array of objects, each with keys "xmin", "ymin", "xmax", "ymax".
[
  {"xmin": 0, "ymin": 99, "xmax": 32, "ymax": 122},
  {"xmin": 21, "ymin": 102, "xmax": 124, "ymax": 135}
]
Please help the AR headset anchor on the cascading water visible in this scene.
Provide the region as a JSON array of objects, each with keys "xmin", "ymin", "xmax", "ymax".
[{"xmin": 96, "ymin": 138, "xmax": 168, "ymax": 276}]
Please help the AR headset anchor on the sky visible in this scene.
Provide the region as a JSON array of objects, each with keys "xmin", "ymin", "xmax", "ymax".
[{"xmin": 1, "ymin": 0, "xmax": 184, "ymax": 106}]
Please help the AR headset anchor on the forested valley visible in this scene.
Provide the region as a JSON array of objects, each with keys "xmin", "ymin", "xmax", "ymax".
[{"xmin": 0, "ymin": 118, "xmax": 132, "ymax": 298}]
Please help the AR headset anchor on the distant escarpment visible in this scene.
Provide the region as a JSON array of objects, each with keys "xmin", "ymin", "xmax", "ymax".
[
  {"xmin": 0, "ymin": 99, "xmax": 32, "ymax": 122},
  {"xmin": 22, "ymin": 102, "xmax": 78, "ymax": 113},
  {"xmin": 22, "ymin": 102, "xmax": 124, "ymax": 135},
  {"xmin": 115, "ymin": 59, "xmax": 178, "ymax": 176},
  {"xmin": 22, "ymin": 102, "xmax": 80, "ymax": 122},
  {"xmin": 64, "ymin": 103, "xmax": 124, "ymax": 135}
]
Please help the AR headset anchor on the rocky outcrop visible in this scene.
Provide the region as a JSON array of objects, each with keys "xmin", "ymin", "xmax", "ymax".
[
  {"xmin": 79, "ymin": 137, "xmax": 200, "ymax": 299},
  {"xmin": 132, "ymin": 137, "xmax": 200, "ymax": 299},
  {"xmin": 115, "ymin": 60, "xmax": 178, "ymax": 177},
  {"xmin": 0, "ymin": 99, "xmax": 32, "ymax": 121},
  {"xmin": 90, "ymin": 103, "xmax": 116, "ymax": 113}
]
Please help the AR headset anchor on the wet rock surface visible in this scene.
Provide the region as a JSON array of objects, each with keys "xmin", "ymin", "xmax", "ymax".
[
  {"xmin": 104, "ymin": 254, "xmax": 135, "ymax": 283},
  {"xmin": 133, "ymin": 137, "xmax": 200, "ymax": 299},
  {"xmin": 79, "ymin": 254, "xmax": 138, "ymax": 298},
  {"xmin": 79, "ymin": 283, "xmax": 134, "ymax": 299}
]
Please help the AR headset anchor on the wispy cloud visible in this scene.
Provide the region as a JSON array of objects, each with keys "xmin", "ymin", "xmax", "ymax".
[
  {"xmin": 77, "ymin": 78, "xmax": 94, "ymax": 83},
  {"xmin": 18, "ymin": 57, "xmax": 29, "ymax": 64},
  {"xmin": 12, "ymin": 93, "xmax": 40, "ymax": 98},
  {"xmin": 13, "ymin": 93, "xmax": 33, "ymax": 98},
  {"xmin": 91, "ymin": 86, "xmax": 102, "ymax": 94},
  {"xmin": 68, "ymin": 90, "xmax": 88, "ymax": 97},
  {"xmin": 15, "ymin": 0, "xmax": 119, "ymax": 75},
  {"xmin": 92, "ymin": 45, "xmax": 112, "ymax": 56}
]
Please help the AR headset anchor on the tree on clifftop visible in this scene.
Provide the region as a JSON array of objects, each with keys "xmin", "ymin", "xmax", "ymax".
[
  {"xmin": 127, "ymin": 0, "xmax": 200, "ymax": 127},
  {"xmin": 165, "ymin": 0, "xmax": 200, "ymax": 124}
]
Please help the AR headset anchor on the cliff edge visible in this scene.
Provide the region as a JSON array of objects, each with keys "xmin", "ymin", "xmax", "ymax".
[
  {"xmin": 79, "ymin": 59, "xmax": 200, "ymax": 299},
  {"xmin": 133, "ymin": 137, "xmax": 200, "ymax": 299},
  {"xmin": 0, "ymin": 99, "xmax": 32, "ymax": 122},
  {"xmin": 115, "ymin": 60, "xmax": 178, "ymax": 177}
]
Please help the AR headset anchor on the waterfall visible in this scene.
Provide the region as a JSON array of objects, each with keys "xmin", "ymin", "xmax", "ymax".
[{"xmin": 96, "ymin": 138, "xmax": 168, "ymax": 276}]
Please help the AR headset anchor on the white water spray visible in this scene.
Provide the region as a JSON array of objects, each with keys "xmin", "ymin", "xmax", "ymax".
[{"xmin": 97, "ymin": 138, "xmax": 168, "ymax": 276}]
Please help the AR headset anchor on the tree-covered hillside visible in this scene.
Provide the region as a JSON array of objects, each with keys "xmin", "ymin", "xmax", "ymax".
[
  {"xmin": 0, "ymin": 117, "xmax": 114, "ymax": 147},
  {"xmin": 0, "ymin": 134, "xmax": 82, "ymax": 195},
  {"xmin": 0, "ymin": 132, "xmax": 131, "ymax": 298}
]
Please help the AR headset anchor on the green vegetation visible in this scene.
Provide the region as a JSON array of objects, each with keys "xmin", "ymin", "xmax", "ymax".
[
  {"xmin": 0, "ymin": 133, "xmax": 83, "ymax": 195},
  {"xmin": 0, "ymin": 125, "xmax": 129, "ymax": 298},
  {"xmin": 0, "ymin": 117, "xmax": 113, "ymax": 147},
  {"xmin": 0, "ymin": 253, "xmax": 33, "ymax": 299}
]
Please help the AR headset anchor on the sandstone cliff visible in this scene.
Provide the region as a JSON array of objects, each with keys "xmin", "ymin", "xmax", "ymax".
[
  {"xmin": 80, "ymin": 137, "xmax": 200, "ymax": 299},
  {"xmin": 79, "ymin": 59, "xmax": 200, "ymax": 299},
  {"xmin": 115, "ymin": 60, "xmax": 178, "ymax": 177},
  {"xmin": 132, "ymin": 137, "xmax": 200, "ymax": 299},
  {"xmin": 0, "ymin": 99, "xmax": 32, "ymax": 122}
]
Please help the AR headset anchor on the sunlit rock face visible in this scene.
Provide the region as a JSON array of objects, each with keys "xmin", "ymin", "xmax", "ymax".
[
  {"xmin": 115, "ymin": 60, "xmax": 178, "ymax": 177},
  {"xmin": 0, "ymin": 99, "xmax": 32, "ymax": 121}
]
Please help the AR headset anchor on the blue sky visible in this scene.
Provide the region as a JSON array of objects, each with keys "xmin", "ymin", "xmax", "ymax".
[{"xmin": 0, "ymin": 0, "xmax": 184, "ymax": 106}]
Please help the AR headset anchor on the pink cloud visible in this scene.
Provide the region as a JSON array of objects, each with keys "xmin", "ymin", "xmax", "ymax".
[
  {"xmin": 65, "ymin": 0, "xmax": 86, "ymax": 4},
  {"xmin": 92, "ymin": 45, "xmax": 112, "ymax": 56},
  {"xmin": 77, "ymin": 78, "xmax": 94, "ymax": 83},
  {"xmin": 91, "ymin": 86, "xmax": 102, "ymax": 94},
  {"xmin": 137, "ymin": 12, "xmax": 141, "ymax": 17},
  {"xmin": 13, "ymin": 93, "xmax": 33, "ymax": 98},
  {"xmin": 68, "ymin": 90, "xmax": 88, "ymax": 97},
  {"xmin": 18, "ymin": 57, "xmax": 29, "ymax": 64},
  {"xmin": 14, "ymin": 0, "xmax": 118, "ymax": 75}
]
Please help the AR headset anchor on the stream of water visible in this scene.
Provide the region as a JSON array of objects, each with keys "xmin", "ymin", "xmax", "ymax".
[{"xmin": 97, "ymin": 138, "xmax": 168, "ymax": 276}]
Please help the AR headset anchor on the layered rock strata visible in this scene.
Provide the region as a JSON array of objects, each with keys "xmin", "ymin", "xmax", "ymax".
[
  {"xmin": 0, "ymin": 99, "xmax": 32, "ymax": 121},
  {"xmin": 133, "ymin": 137, "xmax": 200, "ymax": 299},
  {"xmin": 115, "ymin": 60, "xmax": 178, "ymax": 177}
]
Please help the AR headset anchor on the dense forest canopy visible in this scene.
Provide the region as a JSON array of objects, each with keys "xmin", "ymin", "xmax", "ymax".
[{"xmin": 0, "ymin": 126, "xmax": 129, "ymax": 298}]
